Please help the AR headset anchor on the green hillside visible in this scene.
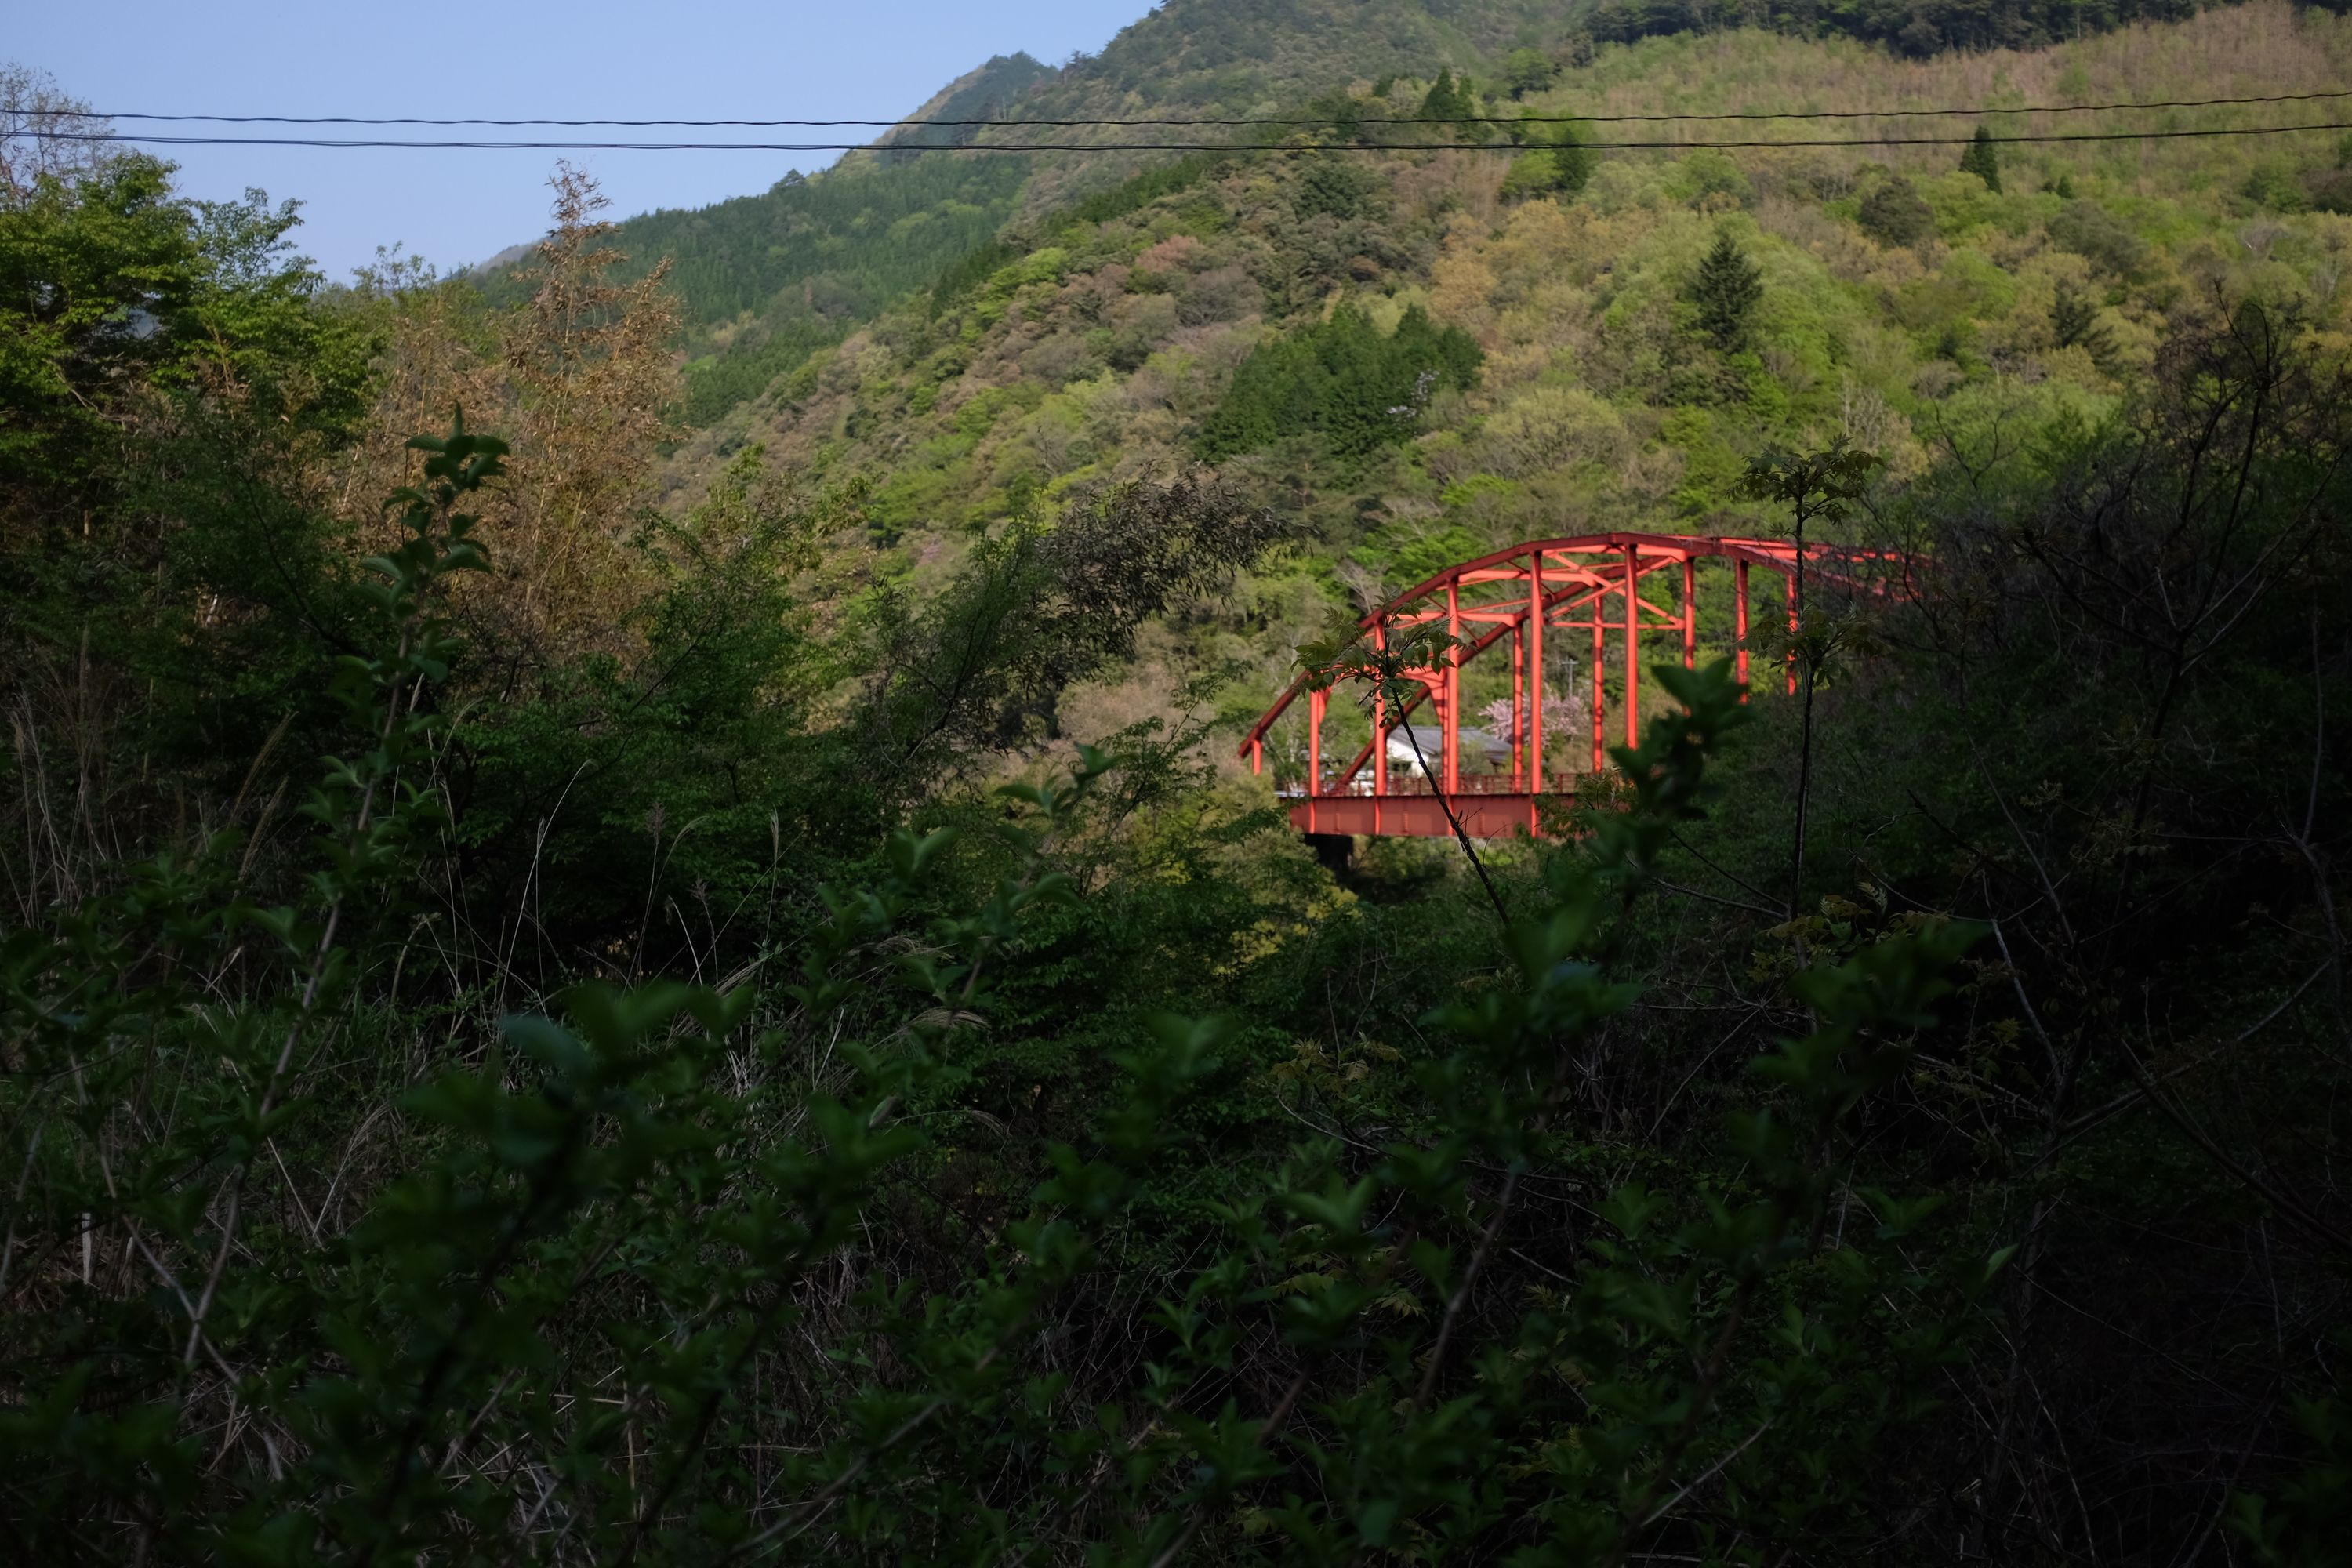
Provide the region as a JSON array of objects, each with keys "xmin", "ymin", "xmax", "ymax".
[
  {"xmin": 578, "ymin": 54, "xmax": 1045, "ymax": 424},
  {"xmin": 662, "ymin": 3, "xmax": 2352, "ymax": 699},
  {"xmin": 632, "ymin": 154, "xmax": 1036, "ymax": 424},
  {"xmin": 623, "ymin": 0, "xmax": 2275, "ymax": 433}
]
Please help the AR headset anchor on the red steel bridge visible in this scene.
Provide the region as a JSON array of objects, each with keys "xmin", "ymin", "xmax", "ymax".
[{"xmin": 1236, "ymin": 532, "xmax": 1911, "ymax": 839}]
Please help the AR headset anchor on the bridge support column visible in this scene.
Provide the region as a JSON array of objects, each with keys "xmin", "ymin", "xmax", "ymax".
[
  {"xmin": 1623, "ymin": 545, "xmax": 1640, "ymax": 750},
  {"xmin": 1511, "ymin": 623, "xmax": 1523, "ymax": 790},
  {"xmin": 1590, "ymin": 617, "xmax": 1604, "ymax": 775},
  {"xmin": 1736, "ymin": 560, "xmax": 1751, "ymax": 699},
  {"xmin": 1682, "ymin": 558, "xmax": 1697, "ymax": 670},
  {"xmin": 1444, "ymin": 582, "xmax": 1461, "ymax": 793},
  {"xmin": 1527, "ymin": 549, "xmax": 1544, "ymax": 791},
  {"xmin": 1308, "ymin": 686, "xmax": 1323, "ymax": 798},
  {"xmin": 1372, "ymin": 619, "xmax": 1388, "ymax": 796}
]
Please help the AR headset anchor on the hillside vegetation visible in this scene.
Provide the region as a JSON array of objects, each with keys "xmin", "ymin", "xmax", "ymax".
[
  {"xmin": 667, "ymin": 2, "xmax": 2352, "ymax": 728},
  {"xmin": 3, "ymin": 3, "xmax": 2351, "ymax": 1563},
  {"xmin": 615, "ymin": 0, "xmax": 2314, "ymax": 437}
]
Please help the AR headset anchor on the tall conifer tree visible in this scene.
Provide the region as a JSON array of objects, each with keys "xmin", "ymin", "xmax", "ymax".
[
  {"xmin": 1420, "ymin": 67, "xmax": 1465, "ymax": 123},
  {"xmin": 1691, "ymin": 231, "xmax": 1764, "ymax": 354},
  {"xmin": 1959, "ymin": 125, "xmax": 2002, "ymax": 191}
]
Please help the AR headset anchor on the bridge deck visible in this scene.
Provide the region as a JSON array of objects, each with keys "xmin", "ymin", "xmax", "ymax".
[{"xmin": 1284, "ymin": 792, "xmax": 1559, "ymax": 839}]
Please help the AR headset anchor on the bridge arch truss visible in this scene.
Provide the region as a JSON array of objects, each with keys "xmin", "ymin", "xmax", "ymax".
[{"xmin": 1236, "ymin": 532, "xmax": 1909, "ymax": 838}]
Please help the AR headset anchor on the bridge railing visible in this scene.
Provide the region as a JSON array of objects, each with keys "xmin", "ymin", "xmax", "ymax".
[{"xmin": 1274, "ymin": 772, "xmax": 1572, "ymax": 800}]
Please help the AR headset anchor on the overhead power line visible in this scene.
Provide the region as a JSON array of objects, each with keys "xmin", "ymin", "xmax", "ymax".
[
  {"xmin": 24, "ymin": 122, "xmax": 2352, "ymax": 153},
  {"xmin": 65, "ymin": 85, "xmax": 2352, "ymax": 129}
]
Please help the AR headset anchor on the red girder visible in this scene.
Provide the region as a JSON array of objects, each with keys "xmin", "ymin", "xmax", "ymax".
[{"xmin": 1238, "ymin": 531, "xmax": 1911, "ymax": 839}]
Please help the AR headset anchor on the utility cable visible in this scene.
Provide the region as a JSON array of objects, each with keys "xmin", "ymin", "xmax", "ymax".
[
  {"xmin": 60, "ymin": 84, "xmax": 2352, "ymax": 129},
  {"xmin": 23, "ymin": 122, "xmax": 2352, "ymax": 153}
]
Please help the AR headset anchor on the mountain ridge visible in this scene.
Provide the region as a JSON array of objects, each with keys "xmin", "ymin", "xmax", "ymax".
[
  {"xmin": 612, "ymin": 0, "xmax": 2278, "ymax": 436},
  {"xmin": 635, "ymin": 0, "xmax": 2350, "ymax": 739}
]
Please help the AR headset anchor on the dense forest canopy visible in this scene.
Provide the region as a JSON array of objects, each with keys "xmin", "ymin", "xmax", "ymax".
[
  {"xmin": 4, "ymin": 2, "xmax": 2352, "ymax": 1562},
  {"xmin": 602, "ymin": 0, "xmax": 2330, "ymax": 437}
]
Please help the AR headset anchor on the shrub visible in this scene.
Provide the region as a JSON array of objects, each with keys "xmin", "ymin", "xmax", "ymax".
[
  {"xmin": 1858, "ymin": 177, "xmax": 1937, "ymax": 248},
  {"xmin": 1294, "ymin": 158, "xmax": 1374, "ymax": 220},
  {"xmin": 1502, "ymin": 117, "xmax": 1599, "ymax": 202},
  {"xmin": 1670, "ymin": 148, "xmax": 1754, "ymax": 209},
  {"xmin": 2244, "ymin": 161, "xmax": 2310, "ymax": 214},
  {"xmin": 2049, "ymin": 198, "xmax": 2150, "ymax": 281},
  {"xmin": 2050, "ymin": 278, "xmax": 2115, "ymax": 368},
  {"xmin": 2307, "ymin": 168, "xmax": 2352, "ymax": 214},
  {"xmin": 1502, "ymin": 46, "xmax": 1557, "ymax": 98}
]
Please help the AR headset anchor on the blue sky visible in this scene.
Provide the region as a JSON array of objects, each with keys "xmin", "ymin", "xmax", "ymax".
[{"xmin": 7, "ymin": 1, "xmax": 1147, "ymax": 279}]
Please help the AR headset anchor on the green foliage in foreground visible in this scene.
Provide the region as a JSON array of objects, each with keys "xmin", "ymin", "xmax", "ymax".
[
  {"xmin": 0, "ymin": 154, "xmax": 372, "ymax": 490},
  {"xmin": 0, "ymin": 455, "xmax": 2003, "ymax": 1557}
]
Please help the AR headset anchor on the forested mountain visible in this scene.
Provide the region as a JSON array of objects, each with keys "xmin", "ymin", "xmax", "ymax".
[
  {"xmin": 6, "ymin": 2, "xmax": 2352, "ymax": 1563},
  {"xmin": 662, "ymin": 1, "xmax": 2351, "ymax": 667},
  {"xmin": 618, "ymin": 0, "xmax": 2275, "ymax": 431},
  {"xmin": 1585, "ymin": 0, "xmax": 2225, "ymax": 55},
  {"xmin": 622, "ymin": 154, "xmax": 1036, "ymax": 423}
]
